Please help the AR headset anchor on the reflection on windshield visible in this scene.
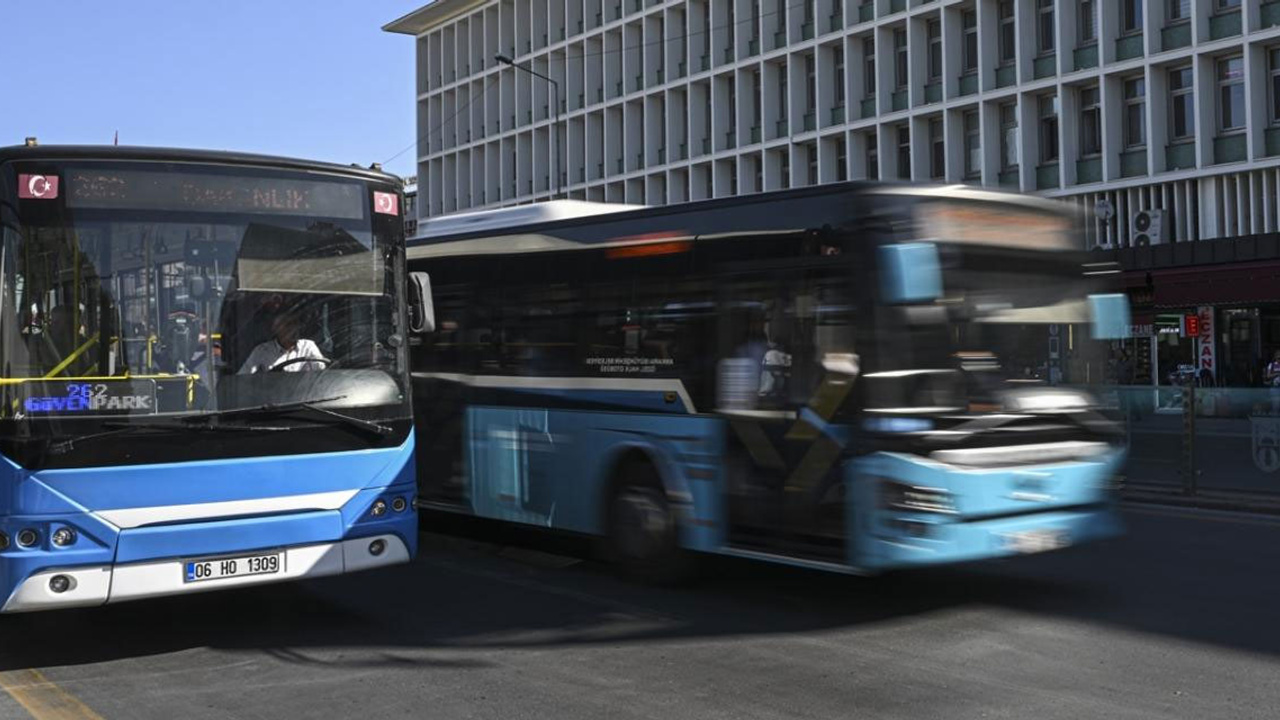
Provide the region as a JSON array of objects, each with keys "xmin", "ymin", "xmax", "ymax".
[
  {"xmin": 873, "ymin": 257, "xmax": 1111, "ymax": 412},
  {"xmin": 1, "ymin": 176, "xmax": 405, "ymax": 424}
]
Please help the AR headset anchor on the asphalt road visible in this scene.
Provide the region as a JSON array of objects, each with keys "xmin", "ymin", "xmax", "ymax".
[{"xmin": 2, "ymin": 506, "xmax": 1280, "ymax": 720}]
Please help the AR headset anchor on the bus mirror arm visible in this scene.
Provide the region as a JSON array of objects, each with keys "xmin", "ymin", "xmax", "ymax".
[{"xmin": 408, "ymin": 272, "xmax": 436, "ymax": 334}]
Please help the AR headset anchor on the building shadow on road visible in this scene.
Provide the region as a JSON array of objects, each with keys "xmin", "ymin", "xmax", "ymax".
[{"xmin": 0, "ymin": 508, "xmax": 1276, "ymax": 671}]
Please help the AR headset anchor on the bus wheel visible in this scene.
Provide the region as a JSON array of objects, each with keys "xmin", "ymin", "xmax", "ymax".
[{"xmin": 606, "ymin": 462, "xmax": 691, "ymax": 585}]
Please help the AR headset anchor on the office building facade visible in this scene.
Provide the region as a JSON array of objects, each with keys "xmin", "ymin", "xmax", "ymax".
[{"xmin": 388, "ymin": 0, "xmax": 1280, "ymax": 386}]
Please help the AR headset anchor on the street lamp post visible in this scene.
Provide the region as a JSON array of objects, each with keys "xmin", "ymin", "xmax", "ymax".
[{"xmin": 495, "ymin": 53, "xmax": 562, "ymax": 199}]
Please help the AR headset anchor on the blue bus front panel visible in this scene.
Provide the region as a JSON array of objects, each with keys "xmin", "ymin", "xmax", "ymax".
[
  {"xmin": 0, "ymin": 438, "xmax": 417, "ymax": 613},
  {"xmin": 850, "ymin": 451, "xmax": 1124, "ymax": 571}
]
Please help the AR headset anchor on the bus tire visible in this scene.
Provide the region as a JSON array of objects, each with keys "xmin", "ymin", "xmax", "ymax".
[{"xmin": 605, "ymin": 460, "xmax": 693, "ymax": 585}]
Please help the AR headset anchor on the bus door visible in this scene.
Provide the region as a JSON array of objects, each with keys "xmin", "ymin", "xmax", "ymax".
[{"xmin": 716, "ymin": 264, "xmax": 859, "ymax": 559}]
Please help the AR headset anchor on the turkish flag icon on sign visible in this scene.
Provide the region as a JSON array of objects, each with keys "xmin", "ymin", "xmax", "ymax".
[
  {"xmin": 373, "ymin": 191, "xmax": 399, "ymax": 216},
  {"xmin": 17, "ymin": 174, "xmax": 59, "ymax": 200}
]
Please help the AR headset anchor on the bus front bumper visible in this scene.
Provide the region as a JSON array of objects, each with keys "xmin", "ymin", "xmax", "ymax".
[
  {"xmin": 867, "ymin": 506, "xmax": 1122, "ymax": 570},
  {"xmin": 1, "ymin": 533, "xmax": 409, "ymax": 613}
]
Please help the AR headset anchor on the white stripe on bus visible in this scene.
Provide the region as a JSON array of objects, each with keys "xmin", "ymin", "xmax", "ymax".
[
  {"xmin": 412, "ymin": 372, "xmax": 697, "ymax": 414},
  {"xmin": 95, "ymin": 489, "xmax": 359, "ymax": 529}
]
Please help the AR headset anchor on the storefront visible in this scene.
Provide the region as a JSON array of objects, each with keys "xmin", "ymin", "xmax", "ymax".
[{"xmin": 1120, "ymin": 257, "xmax": 1280, "ymax": 387}]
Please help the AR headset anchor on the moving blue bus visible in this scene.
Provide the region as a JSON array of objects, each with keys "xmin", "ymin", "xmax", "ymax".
[
  {"xmin": 406, "ymin": 183, "xmax": 1130, "ymax": 578},
  {"xmin": 0, "ymin": 145, "xmax": 419, "ymax": 612}
]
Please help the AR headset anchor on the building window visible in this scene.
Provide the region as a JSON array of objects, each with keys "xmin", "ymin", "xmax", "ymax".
[
  {"xmin": 929, "ymin": 117, "xmax": 945, "ymax": 179},
  {"xmin": 864, "ymin": 37, "xmax": 876, "ymax": 97},
  {"xmin": 805, "ymin": 54, "xmax": 816, "ymax": 113},
  {"xmin": 1080, "ymin": 86, "xmax": 1101, "ymax": 156},
  {"xmin": 808, "ymin": 146, "xmax": 818, "ymax": 186},
  {"xmin": 1270, "ymin": 48, "xmax": 1280, "ymax": 124},
  {"xmin": 894, "ymin": 28, "xmax": 908, "ymax": 89},
  {"xmin": 963, "ymin": 110, "xmax": 981, "ymax": 179},
  {"xmin": 753, "ymin": 70, "xmax": 762, "ymax": 127},
  {"xmin": 867, "ymin": 131, "xmax": 879, "ymax": 178},
  {"xmin": 999, "ymin": 1, "xmax": 1016, "ymax": 64},
  {"xmin": 1169, "ymin": 0, "xmax": 1190, "ymax": 22},
  {"xmin": 780, "ymin": 63, "xmax": 788, "ymax": 114},
  {"xmin": 1217, "ymin": 0, "xmax": 1242, "ymax": 9},
  {"xmin": 962, "ymin": 10, "xmax": 978, "ymax": 73},
  {"xmin": 1125, "ymin": 77, "xmax": 1146, "ymax": 147},
  {"xmin": 1122, "ymin": 0, "xmax": 1143, "ymax": 34},
  {"xmin": 834, "ymin": 47, "xmax": 845, "ymax": 107},
  {"xmin": 1038, "ymin": 0, "xmax": 1055, "ymax": 54},
  {"xmin": 1080, "ymin": 0, "xmax": 1096, "ymax": 43},
  {"xmin": 897, "ymin": 125, "xmax": 911, "ymax": 178},
  {"xmin": 1170, "ymin": 65, "xmax": 1195, "ymax": 140},
  {"xmin": 837, "ymin": 137, "xmax": 848, "ymax": 181},
  {"xmin": 1040, "ymin": 95, "xmax": 1059, "ymax": 162},
  {"xmin": 727, "ymin": 0, "xmax": 735, "ymax": 47},
  {"xmin": 927, "ymin": 19, "xmax": 942, "ymax": 81},
  {"xmin": 1000, "ymin": 102, "xmax": 1019, "ymax": 170},
  {"xmin": 1219, "ymin": 56, "xmax": 1245, "ymax": 132}
]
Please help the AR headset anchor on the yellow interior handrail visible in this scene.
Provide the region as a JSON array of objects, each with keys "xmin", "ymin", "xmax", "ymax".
[{"xmin": 43, "ymin": 333, "xmax": 100, "ymax": 379}]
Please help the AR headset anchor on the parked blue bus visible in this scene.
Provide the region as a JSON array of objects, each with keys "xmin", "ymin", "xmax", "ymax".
[
  {"xmin": 0, "ymin": 145, "xmax": 419, "ymax": 612},
  {"xmin": 407, "ymin": 183, "xmax": 1130, "ymax": 578}
]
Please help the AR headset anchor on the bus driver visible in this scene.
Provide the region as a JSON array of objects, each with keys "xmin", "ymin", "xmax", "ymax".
[{"xmin": 238, "ymin": 308, "xmax": 325, "ymax": 374}]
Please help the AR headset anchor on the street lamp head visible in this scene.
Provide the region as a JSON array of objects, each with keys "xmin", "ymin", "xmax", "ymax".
[{"xmin": 494, "ymin": 54, "xmax": 514, "ymax": 66}]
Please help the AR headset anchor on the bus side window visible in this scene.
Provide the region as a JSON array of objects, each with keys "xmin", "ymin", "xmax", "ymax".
[
  {"xmin": 718, "ymin": 269, "xmax": 858, "ymax": 411},
  {"xmin": 583, "ymin": 255, "xmax": 713, "ymax": 405}
]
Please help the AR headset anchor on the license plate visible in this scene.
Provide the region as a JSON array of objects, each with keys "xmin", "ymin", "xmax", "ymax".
[
  {"xmin": 1001, "ymin": 529, "xmax": 1068, "ymax": 554},
  {"xmin": 184, "ymin": 551, "xmax": 284, "ymax": 583}
]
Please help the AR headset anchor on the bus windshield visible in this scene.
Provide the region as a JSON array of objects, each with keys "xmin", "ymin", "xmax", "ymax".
[
  {"xmin": 871, "ymin": 204, "xmax": 1111, "ymax": 414},
  {"xmin": 0, "ymin": 161, "xmax": 408, "ymax": 435}
]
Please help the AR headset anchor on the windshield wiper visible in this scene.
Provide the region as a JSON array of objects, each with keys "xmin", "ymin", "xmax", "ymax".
[
  {"xmin": 45, "ymin": 419, "xmax": 289, "ymax": 456},
  {"xmin": 195, "ymin": 396, "xmax": 394, "ymax": 437},
  {"xmin": 45, "ymin": 398, "xmax": 393, "ymax": 455}
]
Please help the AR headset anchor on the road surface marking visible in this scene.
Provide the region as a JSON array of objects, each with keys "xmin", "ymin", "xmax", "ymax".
[{"xmin": 0, "ymin": 669, "xmax": 103, "ymax": 720}]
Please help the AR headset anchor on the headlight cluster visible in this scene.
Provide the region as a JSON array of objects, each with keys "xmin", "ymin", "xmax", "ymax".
[
  {"xmin": 879, "ymin": 481, "xmax": 956, "ymax": 514},
  {"xmin": 369, "ymin": 495, "xmax": 413, "ymax": 519}
]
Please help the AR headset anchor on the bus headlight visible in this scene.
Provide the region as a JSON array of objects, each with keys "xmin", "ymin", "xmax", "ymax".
[
  {"xmin": 370, "ymin": 499, "xmax": 388, "ymax": 517},
  {"xmin": 1003, "ymin": 390, "xmax": 1092, "ymax": 412},
  {"xmin": 51, "ymin": 528, "xmax": 77, "ymax": 547},
  {"xmin": 0, "ymin": 531, "xmax": 8, "ymax": 550},
  {"xmin": 879, "ymin": 481, "xmax": 956, "ymax": 514},
  {"xmin": 16, "ymin": 529, "xmax": 39, "ymax": 548}
]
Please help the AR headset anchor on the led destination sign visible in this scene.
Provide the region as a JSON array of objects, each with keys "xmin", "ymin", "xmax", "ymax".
[
  {"xmin": 64, "ymin": 168, "xmax": 366, "ymax": 219},
  {"xmin": 21, "ymin": 381, "xmax": 158, "ymax": 416}
]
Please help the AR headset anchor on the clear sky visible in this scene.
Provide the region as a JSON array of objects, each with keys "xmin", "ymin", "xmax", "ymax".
[{"xmin": 1, "ymin": 1, "xmax": 428, "ymax": 178}]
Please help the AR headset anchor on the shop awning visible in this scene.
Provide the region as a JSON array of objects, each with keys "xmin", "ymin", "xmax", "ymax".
[{"xmin": 1126, "ymin": 259, "xmax": 1280, "ymax": 308}]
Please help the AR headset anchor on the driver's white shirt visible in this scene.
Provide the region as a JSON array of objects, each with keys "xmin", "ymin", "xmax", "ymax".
[{"xmin": 239, "ymin": 338, "xmax": 324, "ymax": 374}]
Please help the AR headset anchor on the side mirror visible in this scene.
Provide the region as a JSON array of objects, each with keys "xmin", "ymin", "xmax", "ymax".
[
  {"xmin": 880, "ymin": 243, "xmax": 942, "ymax": 304},
  {"xmin": 1088, "ymin": 293, "xmax": 1131, "ymax": 339},
  {"xmin": 408, "ymin": 272, "xmax": 436, "ymax": 334}
]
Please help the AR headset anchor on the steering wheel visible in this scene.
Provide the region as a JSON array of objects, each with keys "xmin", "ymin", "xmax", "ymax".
[{"xmin": 269, "ymin": 356, "xmax": 333, "ymax": 372}]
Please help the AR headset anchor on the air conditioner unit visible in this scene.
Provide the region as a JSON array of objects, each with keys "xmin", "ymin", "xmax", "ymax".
[{"xmin": 1131, "ymin": 209, "xmax": 1164, "ymax": 247}]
